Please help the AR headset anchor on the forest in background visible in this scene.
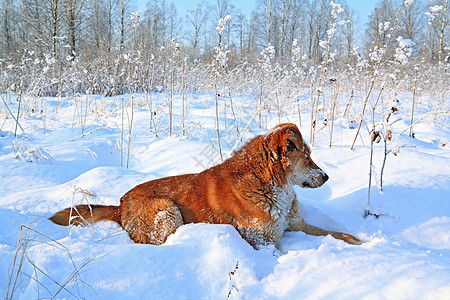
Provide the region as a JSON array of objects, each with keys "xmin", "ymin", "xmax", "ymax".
[{"xmin": 0, "ymin": 0, "xmax": 448, "ymax": 96}]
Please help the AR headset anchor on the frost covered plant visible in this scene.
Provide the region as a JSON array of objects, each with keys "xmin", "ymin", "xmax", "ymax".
[
  {"xmin": 425, "ymin": 1, "xmax": 447, "ymax": 64},
  {"xmin": 350, "ymin": 0, "xmax": 410, "ymax": 150},
  {"xmin": 320, "ymin": 1, "xmax": 344, "ymax": 64},
  {"xmin": 369, "ymin": 46, "xmax": 384, "ymax": 63},
  {"xmin": 216, "ymin": 14, "xmax": 232, "ymax": 48},
  {"xmin": 13, "ymin": 140, "xmax": 54, "ymax": 164},
  {"xmin": 292, "ymin": 39, "xmax": 308, "ymax": 126},
  {"xmin": 257, "ymin": 43, "xmax": 277, "ymax": 126},
  {"xmin": 216, "ymin": 14, "xmax": 232, "ymax": 37},
  {"xmin": 260, "ymin": 43, "xmax": 275, "ymax": 73},
  {"xmin": 310, "ymin": 1, "xmax": 345, "ymax": 146},
  {"xmin": 130, "ymin": 11, "xmax": 141, "ymax": 28},
  {"xmin": 213, "ymin": 15, "xmax": 232, "ymax": 162},
  {"xmin": 215, "ymin": 45, "xmax": 229, "ymax": 70},
  {"xmin": 430, "ymin": 4, "xmax": 444, "ymax": 14},
  {"xmin": 394, "ymin": 36, "xmax": 415, "ymax": 65},
  {"xmin": 291, "ymin": 39, "xmax": 304, "ymax": 68},
  {"xmin": 215, "ymin": 15, "xmax": 232, "ymax": 71}
]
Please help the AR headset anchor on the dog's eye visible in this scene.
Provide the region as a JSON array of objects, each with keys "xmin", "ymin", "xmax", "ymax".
[
  {"xmin": 286, "ymin": 140, "xmax": 297, "ymax": 152},
  {"xmin": 305, "ymin": 154, "xmax": 310, "ymax": 160}
]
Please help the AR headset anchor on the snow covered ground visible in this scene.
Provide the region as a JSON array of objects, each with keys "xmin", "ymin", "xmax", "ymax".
[{"xmin": 0, "ymin": 92, "xmax": 449, "ymax": 299}]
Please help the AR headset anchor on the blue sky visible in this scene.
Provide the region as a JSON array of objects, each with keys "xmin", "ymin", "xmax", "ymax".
[{"xmin": 135, "ymin": 0, "xmax": 377, "ymax": 26}]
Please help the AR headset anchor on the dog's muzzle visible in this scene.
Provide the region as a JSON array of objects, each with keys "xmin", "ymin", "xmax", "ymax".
[{"xmin": 302, "ymin": 173, "xmax": 328, "ymax": 188}]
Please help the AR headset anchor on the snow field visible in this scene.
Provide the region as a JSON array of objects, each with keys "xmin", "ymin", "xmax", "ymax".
[{"xmin": 0, "ymin": 91, "xmax": 449, "ymax": 299}]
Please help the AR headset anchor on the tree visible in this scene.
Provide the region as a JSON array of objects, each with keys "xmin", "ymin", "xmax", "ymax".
[
  {"xmin": 0, "ymin": 0, "xmax": 13, "ymax": 56},
  {"xmin": 261, "ymin": 0, "xmax": 274, "ymax": 47},
  {"xmin": 286, "ymin": 0, "xmax": 307, "ymax": 56},
  {"xmin": 186, "ymin": 3, "xmax": 208, "ymax": 49},
  {"xmin": 338, "ymin": 1, "xmax": 359, "ymax": 63},
  {"xmin": 167, "ymin": 3, "xmax": 180, "ymax": 44},
  {"xmin": 279, "ymin": 0, "xmax": 291, "ymax": 56},
  {"xmin": 234, "ymin": 11, "xmax": 247, "ymax": 51},
  {"xmin": 211, "ymin": 0, "xmax": 234, "ymax": 47},
  {"xmin": 399, "ymin": 0, "xmax": 425, "ymax": 40},
  {"xmin": 119, "ymin": 0, "xmax": 127, "ymax": 51},
  {"xmin": 105, "ymin": 0, "xmax": 117, "ymax": 53},
  {"xmin": 429, "ymin": 0, "xmax": 449, "ymax": 64},
  {"xmin": 307, "ymin": 0, "xmax": 330, "ymax": 63},
  {"xmin": 19, "ymin": 0, "xmax": 65, "ymax": 59},
  {"xmin": 364, "ymin": 0, "xmax": 401, "ymax": 61}
]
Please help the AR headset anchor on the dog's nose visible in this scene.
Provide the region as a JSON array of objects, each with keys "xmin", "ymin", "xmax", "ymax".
[{"xmin": 323, "ymin": 173, "xmax": 329, "ymax": 183}]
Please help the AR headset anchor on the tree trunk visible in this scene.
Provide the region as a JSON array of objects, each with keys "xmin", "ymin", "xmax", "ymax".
[
  {"xmin": 4, "ymin": 0, "xmax": 11, "ymax": 54},
  {"xmin": 438, "ymin": 0, "xmax": 448, "ymax": 65},
  {"xmin": 107, "ymin": 0, "xmax": 112, "ymax": 52},
  {"xmin": 52, "ymin": 0, "xmax": 59, "ymax": 60},
  {"xmin": 67, "ymin": 0, "xmax": 76, "ymax": 57},
  {"xmin": 120, "ymin": 0, "xmax": 125, "ymax": 51},
  {"xmin": 265, "ymin": 0, "xmax": 272, "ymax": 45},
  {"xmin": 152, "ymin": 0, "xmax": 158, "ymax": 51}
]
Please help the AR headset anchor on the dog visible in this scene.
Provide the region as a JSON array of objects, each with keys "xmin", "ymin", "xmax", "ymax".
[{"xmin": 50, "ymin": 123, "xmax": 361, "ymax": 247}]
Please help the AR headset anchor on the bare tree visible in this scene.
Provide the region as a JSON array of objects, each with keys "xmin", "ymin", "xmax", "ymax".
[
  {"xmin": 64, "ymin": 0, "xmax": 87, "ymax": 58},
  {"xmin": 234, "ymin": 11, "xmax": 247, "ymax": 51},
  {"xmin": 436, "ymin": 0, "xmax": 448, "ymax": 64},
  {"xmin": 339, "ymin": 1, "xmax": 359, "ymax": 63},
  {"xmin": 307, "ymin": 0, "xmax": 330, "ymax": 63},
  {"xmin": 364, "ymin": 0, "xmax": 400, "ymax": 60},
  {"xmin": 261, "ymin": 0, "xmax": 274, "ymax": 46},
  {"xmin": 19, "ymin": 0, "xmax": 47, "ymax": 54},
  {"xmin": 279, "ymin": 0, "xmax": 291, "ymax": 56},
  {"xmin": 105, "ymin": 0, "xmax": 117, "ymax": 53},
  {"xmin": 186, "ymin": 3, "xmax": 208, "ymax": 49},
  {"xmin": 167, "ymin": 3, "xmax": 180, "ymax": 44},
  {"xmin": 119, "ymin": 0, "xmax": 125, "ymax": 51},
  {"xmin": 211, "ymin": 0, "xmax": 234, "ymax": 46},
  {"xmin": 287, "ymin": 0, "xmax": 306, "ymax": 55},
  {"xmin": 51, "ymin": 0, "xmax": 59, "ymax": 59},
  {"xmin": 1, "ymin": 0, "xmax": 13, "ymax": 56},
  {"xmin": 399, "ymin": 0, "xmax": 425, "ymax": 40}
]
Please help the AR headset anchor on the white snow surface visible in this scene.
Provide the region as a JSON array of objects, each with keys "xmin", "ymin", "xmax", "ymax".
[{"xmin": 0, "ymin": 92, "xmax": 449, "ymax": 299}]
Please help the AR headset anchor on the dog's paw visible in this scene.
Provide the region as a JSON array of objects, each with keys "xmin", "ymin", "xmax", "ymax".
[{"xmin": 341, "ymin": 233, "xmax": 363, "ymax": 245}]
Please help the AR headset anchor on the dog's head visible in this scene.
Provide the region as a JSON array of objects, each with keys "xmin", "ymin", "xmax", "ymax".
[{"xmin": 266, "ymin": 123, "xmax": 328, "ymax": 188}]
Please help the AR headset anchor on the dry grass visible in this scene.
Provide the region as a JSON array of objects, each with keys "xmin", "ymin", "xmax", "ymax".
[{"xmin": 5, "ymin": 220, "xmax": 102, "ymax": 299}]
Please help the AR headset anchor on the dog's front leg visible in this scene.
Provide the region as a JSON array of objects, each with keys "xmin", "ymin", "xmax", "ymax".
[
  {"xmin": 286, "ymin": 199, "xmax": 361, "ymax": 245},
  {"xmin": 300, "ymin": 223, "xmax": 361, "ymax": 245}
]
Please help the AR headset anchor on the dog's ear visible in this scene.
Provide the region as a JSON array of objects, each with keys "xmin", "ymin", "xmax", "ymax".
[{"xmin": 267, "ymin": 123, "xmax": 302, "ymax": 163}]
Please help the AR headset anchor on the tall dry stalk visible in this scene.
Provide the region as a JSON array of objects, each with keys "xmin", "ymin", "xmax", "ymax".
[
  {"xmin": 120, "ymin": 96, "xmax": 124, "ymax": 167},
  {"xmin": 214, "ymin": 83, "xmax": 224, "ymax": 162},
  {"xmin": 6, "ymin": 221, "xmax": 99, "ymax": 299},
  {"xmin": 1, "ymin": 94, "xmax": 24, "ymax": 134},
  {"xmin": 351, "ymin": 1, "xmax": 409, "ymax": 150},
  {"xmin": 227, "ymin": 91, "xmax": 240, "ymax": 135},
  {"xmin": 169, "ymin": 76, "xmax": 173, "ymax": 137},
  {"xmin": 14, "ymin": 86, "xmax": 23, "ymax": 137},
  {"xmin": 181, "ymin": 57, "xmax": 187, "ymax": 135},
  {"xmin": 410, "ymin": 66, "xmax": 419, "ymax": 137},
  {"xmin": 126, "ymin": 95, "xmax": 135, "ymax": 168}
]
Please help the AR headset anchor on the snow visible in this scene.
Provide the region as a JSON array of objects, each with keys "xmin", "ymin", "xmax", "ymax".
[
  {"xmin": 0, "ymin": 91, "xmax": 449, "ymax": 299},
  {"xmin": 395, "ymin": 36, "xmax": 415, "ymax": 65}
]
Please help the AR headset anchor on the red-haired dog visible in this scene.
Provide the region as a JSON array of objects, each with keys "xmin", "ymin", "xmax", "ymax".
[{"xmin": 50, "ymin": 123, "xmax": 360, "ymax": 247}]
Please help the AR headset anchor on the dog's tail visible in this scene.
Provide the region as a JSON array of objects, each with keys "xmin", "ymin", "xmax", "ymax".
[{"xmin": 49, "ymin": 205, "xmax": 121, "ymax": 226}]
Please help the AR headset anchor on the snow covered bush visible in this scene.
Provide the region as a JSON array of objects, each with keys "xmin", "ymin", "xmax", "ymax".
[
  {"xmin": 394, "ymin": 36, "xmax": 415, "ymax": 65},
  {"xmin": 13, "ymin": 140, "xmax": 54, "ymax": 164}
]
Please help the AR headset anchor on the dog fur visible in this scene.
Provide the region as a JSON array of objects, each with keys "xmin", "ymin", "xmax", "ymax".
[{"xmin": 50, "ymin": 123, "xmax": 360, "ymax": 247}]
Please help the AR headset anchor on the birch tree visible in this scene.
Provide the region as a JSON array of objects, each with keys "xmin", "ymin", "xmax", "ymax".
[
  {"xmin": 186, "ymin": 3, "xmax": 208, "ymax": 49},
  {"xmin": 1, "ymin": 0, "xmax": 13, "ymax": 56}
]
